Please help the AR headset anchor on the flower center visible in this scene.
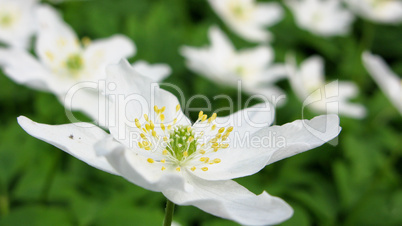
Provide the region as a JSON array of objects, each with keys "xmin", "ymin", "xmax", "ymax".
[
  {"xmin": 66, "ymin": 54, "xmax": 84, "ymax": 72},
  {"xmin": 166, "ymin": 125, "xmax": 197, "ymax": 161},
  {"xmin": 134, "ymin": 105, "xmax": 234, "ymax": 172},
  {"xmin": 0, "ymin": 13, "xmax": 13, "ymax": 27}
]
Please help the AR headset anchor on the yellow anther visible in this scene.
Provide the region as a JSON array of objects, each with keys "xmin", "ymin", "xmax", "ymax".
[
  {"xmin": 135, "ymin": 119, "xmax": 141, "ymax": 128},
  {"xmin": 142, "ymin": 141, "xmax": 149, "ymax": 146},
  {"xmin": 160, "ymin": 114, "xmax": 165, "ymax": 122},
  {"xmin": 161, "ymin": 166, "xmax": 166, "ymax": 171},
  {"xmin": 82, "ymin": 36, "xmax": 91, "ymax": 46},
  {"xmin": 140, "ymin": 133, "xmax": 146, "ymax": 139},
  {"xmin": 201, "ymin": 115, "xmax": 207, "ymax": 122},
  {"xmin": 160, "ymin": 106, "xmax": 166, "ymax": 112},
  {"xmin": 161, "ymin": 123, "xmax": 166, "ymax": 131},
  {"xmin": 210, "ymin": 138, "xmax": 218, "ymax": 143},
  {"xmin": 211, "ymin": 113, "xmax": 217, "ymax": 120},
  {"xmin": 213, "ymin": 147, "xmax": 219, "ymax": 152},
  {"xmin": 163, "ymin": 137, "xmax": 168, "ymax": 142},
  {"xmin": 150, "ymin": 121, "xmax": 155, "ymax": 130},
  {"xmin": 213, "ymin": 158, "xmax": 221, "ymax": 163},
  {"xmin": 198, "ymin": 111, "xmax": 204, "ymax": 119},
  {"xmin": 201, "ymin": 167, "xmax": 208, "ymax": 171},
  {"xmin": 212, "ymin": 143, "xmax": 219, "ymax": 148},
  {"xmin": 200, "ymin": 157, "xmax": 206, "ymax": 162},
  {"xmin": 222, "ymin": 135, "xmax": 228, "ymax": 141},
  {"xmin": 152, "ymin": 130, "xmax": 157, "ymax": 137},
  {"xmin": 173, "ymin": 118, "xmax": 177, "ymax": 124},
  {"xmin": 187, "ymin": 127, "xmax": 191, "ymax": 132},
  {"xmin": 161, "ymin": 159, "xmax": 166, "ymax": 163},
  {"xmin": 167, "ymin": 125, "xmax": 172, "ymax": 130},
  {"xmin": 163, "ymin": 149, "xmax": 168, "ymax": 155},
  {"xmin": 176, "ymin": 104, "xmax": 180, "ymax": 112},
  {"xmin": 227, "ymin": 126, "xmax": 234, "ymax": 132},
  {"xmin": 176, "ymin": 167, "xmax": 181, "ymax": 172},
  {"xmin": 211, "ymin": 124, "xmax": 217, "ymax": 130},
  {"xmin": 138, "ymin": 142, "xmax": 143, "ymax": 148},
  {"xmin": 191, "ymin": 166, "xmax": 196, "ymax": 171},
  {"xmin": 145, "ymin": 147, "xmax": 151, "ymax": 151},
  {"xmin": 183, "ymin": 151, "xmax": 188, "ymax": 157},
  {"xmin": 199, "ymin": 150, "xmax": 206, "ymax": 154},
  {"xmin": 144, "ymin": 114, "xmax": 149, "ymax": 122},
  {"xmin": 218, "ymin": 127, "xmax": 225, "ymax": 133},
  {"xmin": 147, "ymin": 158, "xmax": 154, "ymax": 163},
  {"xmin": 45, "ymin": 51, "xmax": 54, "ymax": 61},
  {"xmin": 188, "ymin": 136, "xmax": 194, "ymax": 142},
  {"xmin": 204, "ymin": 157, "xmax": 210, "ymax": 163},
  {"xmin": 154, "ymin": 105, "xmax": 159, "ymax": 113},
  {"xmin": 221, "ymin": 143, "xmax": 229, "ymax": 149},
  {"xmin": 216, "ymin": 133, "xmax": 221, "ymax": 139},
  {"xmin": 145, "ymin": 124, "xmax": 151, "ymax": 131}
]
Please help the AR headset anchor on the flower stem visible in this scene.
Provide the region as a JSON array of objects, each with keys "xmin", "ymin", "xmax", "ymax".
[{"xmin": 163, "ymin": 199, "xmax": 175, "ymax": 226}]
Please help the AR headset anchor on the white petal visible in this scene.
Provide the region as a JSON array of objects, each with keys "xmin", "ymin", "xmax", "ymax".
[
  {"xmin": 17, "ymin": 116, "xmax": 118, "ymax": 175},
  {"xmin": 0, "ymin": 48, "xmax": 50, "ymax": 91},
  {"xmin": 300, "ymin": 55, "xmax": 325, "ymax": 91},
  {"xmin": 35, "ymin": 5, "xmax": 81, "ymax": 67},
  {"xmin": 253, "ymin": 2, "xmax": 284, "ymax": 26},
  {"xmin": 132, "ymin": 60, "xmax": 171, "ymax": 82},
  {"xmin": 163, "ymin": 174, "xmax": 293, "ymax": 225},
  {"xmin": 83, "ymin": 34, "xmax": 136, "ymax": 78},
  {"xmin": 105, "ymin": 59, "xmax": 191, "ymax": 146},
  {"xmin": 362, "ymin": 51, "xmax": 402, "ymax": 114},
  {"xmin": 215, "ymin": 102, "xmax": 275, "ymax": 137},
  {"xmin": 253, "ymin": 114, "xmax": 341, "ymax": 165},
  {"xmin": 96, "ymin": 137, "xmax": 192, "ymax": 193},
  {"xmin": 209, "ymin": 26, "xmax": 235, "ymax": 55}
]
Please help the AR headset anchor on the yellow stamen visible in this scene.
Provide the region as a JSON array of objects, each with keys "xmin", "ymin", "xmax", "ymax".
[
  {"xmin": 140, "ymin": 133, "xmax": 146, "ymax": 139},
  {"xmin": 201, "ymin": 167, "xmax": 208, "ymax": 171},
  {"xmin": 160, "ymin": 114, "xmax": 165, "ymax": 122},
  {"xmin": 227, "ymin": 126, "xmax": 234, "ymax": 132},
  {"xmin": 183, "ymin": 151, "xmax": 188, "ymax": 157},
  {"xmin": 221, "ymin": 143, "xmax": 229, "ymax": 148},
  {"xmin": 199, "ymin": 150, "xmax": 206, "ymax": 154},
  {"xmin": 161, "ymin": 123, "xmax": 166, "ymax": 131},
  {"xmin": 213, "ymin": 158, "xmax": 221, "ymax": 163},
  {"xmin": 176, "ymin": 167, "xmax": 181, "ymax": 172},
  {"xmin": 161, "ymin": 106, "xmax": 166, "ymax": 112},
  {"xmin": 191, "ymin": 166, "xmax": 196, "ymax": 171},
  {"xmin": 147, "ymin": 158, "xmax": 154, "ymax": 163},
  {"xmin": 211, "ymin": 124, "xmax": 217, "ymax": 130},
  {"xmin": 200, "ymin": 157, "xmax": 206, "ymax": 162},
  {"xmin": 144, "ymin": 114, "xmax": 149, "ymax": 122},
  {"xmin": 162, "ymin": 150, "xmax": 168, "ymax": 155},
  {"xmin": 218, "ymin": 127, "xmax": 225, "ymax": 133},
  {"xmin": 161, "ymin": 159, "xmax": 166, "ymax": 163},
  {"xmin": 135, "ymin": 118, "xmax": 141, "ymax": 128},
  {"xmin": 198, "ymin": 111, "xmax": 204, "ymax": 119},
  {"xmin": 176, "ymin": 104, "xmax": 180, "ymax": 112},
  {"xmin": 152, "ymin": 130, "xmax": 157, "ymax": 137},
  {"xmin": 201, "ymin": 115, "xmax": 207, "ymax": 122},
  {"xmin": 161, "ymin": 166, "xmax": 166, "ymax": 171}
]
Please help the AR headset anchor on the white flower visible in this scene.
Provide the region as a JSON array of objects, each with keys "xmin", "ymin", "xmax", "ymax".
[
  {"xmin": 286, "ymin": 55, "xmax": 367, "ymax": 118},
  {"xmin": 344, "ymin": 0, "xmax": 402, "ymax": 23},
  {"xmin": 181, "ymin": 26, "xmax": 287, "ymax": 106},
  {"xmin": 0, "ymin": 4, "xmax": 135, "ymax": 122},
  {"xmin": 132, "ymin": 60, "xmax": 171, "ymax": 82},
  {"xmin": 286, "ymin": 0, "xmax": 354, "ymax": 36},
  {"xmin": 208, "ymin": 0, "xmax": 283, "ymax": 42},
  {"xmin": 362, "ymin": 51, "xmax": 402, "ymax": 115},
  {"xmin": 0, "ymin": 0, "xmax": 38, "ymax": 49},
  {"xmin": 18, "ymin": 59, "xmax": 341, "ymax": 225}
]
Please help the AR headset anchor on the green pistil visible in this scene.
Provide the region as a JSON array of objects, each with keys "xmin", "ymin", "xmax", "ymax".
[
  {"xmin": 66, "ymin": 54, "xmax": 83, "ymax": 72},
  {"xmin": 0, "ymin": 14, "xmax": 12, "ymax": 27},
  {"xmin": 232, "ymin": 5, "xmax": 244, "ymax": 17},
  {"xmin": 167, "ymin": 125, "xmax": 197, "ymax": 161}
]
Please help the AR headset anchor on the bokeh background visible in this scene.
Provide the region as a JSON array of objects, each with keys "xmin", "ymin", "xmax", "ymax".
[{"xmin": 1, "ymin": 0, "xmax": 402, "ymax": 225}]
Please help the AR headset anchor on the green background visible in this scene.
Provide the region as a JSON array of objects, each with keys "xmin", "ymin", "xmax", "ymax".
[{"xmin": 1, "ymin": 0, "xmax": 402, "ymax": 225}]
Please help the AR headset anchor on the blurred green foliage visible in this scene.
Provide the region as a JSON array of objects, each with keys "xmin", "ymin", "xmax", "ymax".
[{"xmin": 1, "ymin": 0, "xmax": 402, "ymax": 225}]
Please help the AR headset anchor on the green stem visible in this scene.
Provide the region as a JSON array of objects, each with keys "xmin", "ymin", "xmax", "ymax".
[{"xmin": 163, "ymin": 199, "xmax": 175, "ymax": 226}]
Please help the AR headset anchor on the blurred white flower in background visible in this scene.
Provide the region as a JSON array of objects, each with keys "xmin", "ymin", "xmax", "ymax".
[
  {"xmin": 0, "ymin": 4, "xmax": 171, "ymax": 123},
  {"xmin": 344, "ymin": 0, "xmax": 402, "ymax": 23},
  {"xmin": 0, "ymin": 0, "xmax": 38, "ymax": 49},
  {"xmin": 181, "ymin": 26, "xmax": 287, "ymax": 106},
  {"xmin": 286, "ymin": 55, "xmax": 367, "ymax": 118},
  {"xmin": 208, "ymin": 0, "xmax": 283, "ymax": 42},
  {"xmin": 362, "ymin": 52, "xmax": 402, "ymax": 115},
  {"xmin": 286, "ymin": 0, "xmax": 354, "ymax": 37},
  {"xmin": 18, "ymin": 59, "xmax": 342, "ymax": 226}
]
